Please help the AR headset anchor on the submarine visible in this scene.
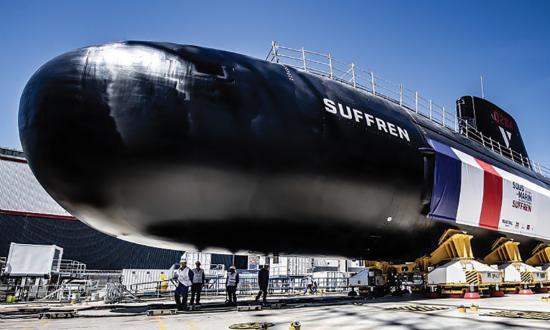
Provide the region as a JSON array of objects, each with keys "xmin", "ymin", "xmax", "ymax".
[{"xmin": 18, "ymin": 41, "xmax": 550, "ymax": 261}]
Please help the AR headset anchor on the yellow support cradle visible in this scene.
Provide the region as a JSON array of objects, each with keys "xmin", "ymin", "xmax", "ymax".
[
  {"xmin": 415, "ymin": 229, "xmax": 474, "ymax": 272},
  {"xmin": 363, "ymin": 260, "xmax": 390, "ymax": 273},
  {"xmin": 526, "ymin": 244, "xmax": 550, "ymax": 266},
  {"xmin": 483, "ymin": 237, "xmax": 522, "ymax": 264}
]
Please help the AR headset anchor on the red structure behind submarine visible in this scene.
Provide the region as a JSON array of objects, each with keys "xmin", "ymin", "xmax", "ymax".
[{"xmin": 18, "ymin": 41, "xmax": 550, "ymax": 260}]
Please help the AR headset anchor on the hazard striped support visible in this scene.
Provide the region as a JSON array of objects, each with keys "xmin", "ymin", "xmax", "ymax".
[
  {"xmin": 465, "ymin": 271, "xmax": 480, "ymax": 285},
  {"xmin": 521, "ymin": 272, "xmax": 533, "ymax": 283}
]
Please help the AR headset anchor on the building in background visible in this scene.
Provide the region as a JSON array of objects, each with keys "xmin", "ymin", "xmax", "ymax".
[{"xmin": 0, "ymin": 147, "xmax": 249, "ymax": 270}]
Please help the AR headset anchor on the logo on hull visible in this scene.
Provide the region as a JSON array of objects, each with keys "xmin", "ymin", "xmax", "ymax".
[{"xmin": 499, "ymin": 126, "xmax": 512, "ymax": 148}]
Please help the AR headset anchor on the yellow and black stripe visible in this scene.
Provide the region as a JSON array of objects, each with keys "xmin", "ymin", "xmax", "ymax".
[
  {"xmin": 521, "ymin": 272, "xmax": 533, "ymax": 283},
  {"xmin": 465, "ymin": 271, "xmax": 479, "ymax": 285}
]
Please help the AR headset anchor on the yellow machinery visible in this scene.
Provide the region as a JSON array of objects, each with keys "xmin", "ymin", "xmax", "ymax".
[
  {"xmin": 484, "ymin": 238, "xmax": 522, "ymax": 264},
  {"xmin": 358, "ymin": 231, "xmax": 550, "ymax": 297},
  {"xmin": 361, "ymin": 230, "xmax": 502, "ymax": 297},
  {"xmin": 159, "ymin": 272, "xmax": 169, "ymax": 293},
  {"xmin": 416, "ymin": 229, "xmax": 475, "ymax": 270},
  {"xmin": 526, "ymin": 243, "xmax": 550, "ymax": 291},
  {"xmin": 363, "ymin": 260, "xmax": 390, "ymax": 273},
  {"xmin": 363, "ymin": 260, "xmax": 419, "ymax": 275},
  {"xmin": 419, "ymin": 229, "xmax": 501, "ymax": 297},
  {"xmin": 526, "ymin": 243, "xmax": 550, "ymax": 265},
  {"xmin": 359, "ymin": 260, "xmax": 424, "ymax": 294},
  {"xmin": 483, "ymin": 238, "xmax": 545, "ymax": 293}
]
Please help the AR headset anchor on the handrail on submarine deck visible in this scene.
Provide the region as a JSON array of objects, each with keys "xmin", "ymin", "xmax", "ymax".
[{"xmin": 266, "ymin": 42, "xmax": 550, "ymax": 179}]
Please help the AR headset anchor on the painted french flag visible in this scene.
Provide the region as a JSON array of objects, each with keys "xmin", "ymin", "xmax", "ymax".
[
  {"xmin": 429, "ymin": 139, "xmax": 506, "ymax": 228},
  {"xmin": 428, "ymin": 139, "xmax": 550, "ymax": 240}
]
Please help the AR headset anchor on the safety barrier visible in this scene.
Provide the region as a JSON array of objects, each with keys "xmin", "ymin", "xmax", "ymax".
[{"xmin": 127, "ymin": 275, "xmax": 351, "ymax": 298}]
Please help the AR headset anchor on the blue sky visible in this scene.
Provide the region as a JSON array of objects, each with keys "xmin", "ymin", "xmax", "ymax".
[{"xmin": 1, "ymin": 0, "xmax": 549, "ymax": 163}]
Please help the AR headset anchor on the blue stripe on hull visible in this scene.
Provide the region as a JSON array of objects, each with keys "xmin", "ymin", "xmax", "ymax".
[{"xmin": 429, "ymin": 140, "xmax": 461, "ymax": 221}]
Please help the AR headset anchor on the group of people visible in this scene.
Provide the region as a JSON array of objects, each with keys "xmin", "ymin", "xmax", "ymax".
[
  {"xmin": 172, "ymin": 256, "xmax": 272, "ymax": 310},
  {"xmin": 172, "ymin": 256, "xmax": 206, "ymax": 310}
]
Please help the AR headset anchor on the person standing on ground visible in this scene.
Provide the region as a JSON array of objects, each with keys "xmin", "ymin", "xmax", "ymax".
[
  {"xmin": 304, "ymin": 275, "xmax": 314, "ymax": 294},
  {"xmin": 173, "ymin": 256, "xmax": 193, "ymax": 310},
  {"xmin": 226, "ymin": 266, "xmax": 240, "ymax": 306},
  {"xmin": 190, "ymin": 261, "xmax": 205, "ymax": 307},
  {"xmin": 255, "ymin": 264, "xmax": 270, "ymax": 304}
]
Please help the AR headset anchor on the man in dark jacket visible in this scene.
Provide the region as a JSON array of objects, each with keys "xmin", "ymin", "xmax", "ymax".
[{"xmin": 255, "ymin": 265, "xmax": 270, "ymax": 304}]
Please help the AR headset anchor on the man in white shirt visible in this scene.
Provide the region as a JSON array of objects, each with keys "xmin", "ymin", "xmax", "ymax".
[{"xmin": 173, "ymin": 257, "xmax": 192, "ymax": 310}]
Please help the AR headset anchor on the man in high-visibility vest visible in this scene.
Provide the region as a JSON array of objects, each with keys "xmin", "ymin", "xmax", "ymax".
[
  {"xmin": 190, "ymin": 261, "xmax": 205, "ymax": 306},
  {"xmin": 173, "ymin": 256, "xmax": 193, "ymax": 310},
  {"xmin": 225, "ymin": 266, "xmax": 239, "ymax": 306}
]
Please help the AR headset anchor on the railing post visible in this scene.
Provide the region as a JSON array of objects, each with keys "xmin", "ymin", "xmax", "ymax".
[
  {"xmin": 328, "ymin": 53, "xmax": 333, "ymax": 79},
  {"xmin": 415, "ymin": 92, "xmax": 419, "ymax": 113},
  {"xmin": 370, "ymin": 71, "xmax": 375, "ymax": 94},
  {"xmin": 301, "ymin": 47, "xmax": 307, "ymax": 71},
  {"xmin": 351, "ymin": 63, "xmax": 356, "ymax": 88},
  {"xmin": 454, "ymin": 115, "xmax": 458, "ymax": 132},
  {"xmin": 399, "ymin": 83, "xmax": 403, "ymax": 106},
  {"xmin": 271, "ymin": 41, "xmax": 279, "ymax": 63},
  {"xmin": 480, "ymin": 131, "xmax": 485, "ymax": 147},
  {"xmin": 521, "ymin": 155, "xmax": 526, "ymax": 167}
]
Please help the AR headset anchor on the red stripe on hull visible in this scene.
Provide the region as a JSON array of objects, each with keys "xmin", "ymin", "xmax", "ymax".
[{"xmin": 475, "ymin": 159, "xmax": 502, "ymax": 230}]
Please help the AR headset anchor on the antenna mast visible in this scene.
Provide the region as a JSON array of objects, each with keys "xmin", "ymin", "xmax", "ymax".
[{"xmin": 480, "ymin": 75, "xmax": 485, "ymax": 99}]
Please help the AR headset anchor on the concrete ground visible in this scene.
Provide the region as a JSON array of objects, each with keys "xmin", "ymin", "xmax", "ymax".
[{"xmin": 3, "ymin": 294, "xmax": 550, "ymax": 329}]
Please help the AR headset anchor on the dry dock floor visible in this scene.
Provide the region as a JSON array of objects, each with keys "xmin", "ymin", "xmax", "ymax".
[{"xmin": 3, "ymin": 293, "xmax": 550, "ymax": 329}]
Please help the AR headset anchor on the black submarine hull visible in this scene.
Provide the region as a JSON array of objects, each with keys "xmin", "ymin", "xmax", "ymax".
[{"xmin": 19, "ymin": 41, "xmax": 550, "ymax": 260}]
